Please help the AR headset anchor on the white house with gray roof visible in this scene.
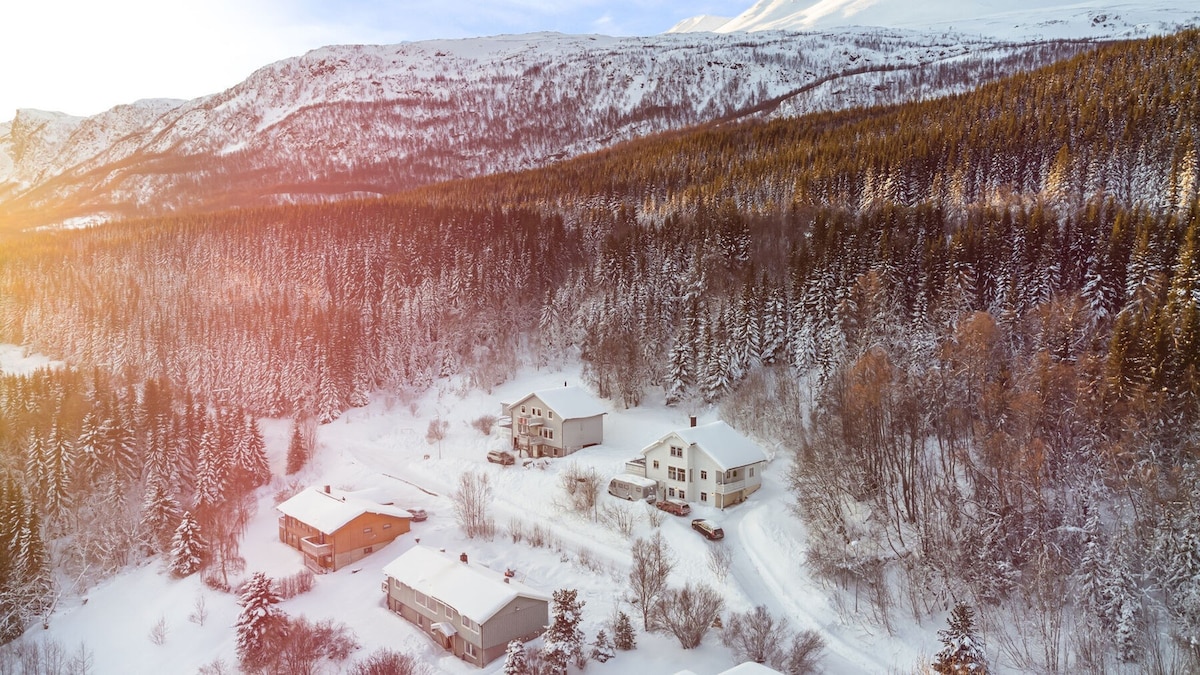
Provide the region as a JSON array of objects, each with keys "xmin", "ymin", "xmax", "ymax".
[
  {"xmin": 500, "ymin": 385, "xmax": 605, "ymax": 458},
  {"xmin": 382, "ymin": 545, "xmax": 549, "ymax": 667},
  {"xmin": 637, "ymin": 419, "xmax": 768, "ymax": 508}
]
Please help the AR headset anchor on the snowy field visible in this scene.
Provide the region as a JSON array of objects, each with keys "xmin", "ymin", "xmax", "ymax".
[{"xmin": 18, "ymin": 357, "xmax": 942, "ymax": 674}]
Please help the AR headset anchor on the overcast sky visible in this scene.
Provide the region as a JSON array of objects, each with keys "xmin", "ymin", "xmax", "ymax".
[{"xmin": 1, "ymin": 0, "xmax": 752, "ymax": 120}]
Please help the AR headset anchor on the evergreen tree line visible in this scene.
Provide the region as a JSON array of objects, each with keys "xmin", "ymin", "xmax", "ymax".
[
  {"xmin": 0, "ymin": 367, "xmax": 274, "ymax": 642},
  {"xmin": 0, "ymin": 28, "xmax": 1195, "ymax": 667}
]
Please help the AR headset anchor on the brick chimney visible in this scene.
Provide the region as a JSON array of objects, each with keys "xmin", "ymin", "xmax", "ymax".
[
  {"xmin": 323, "ymin": 485, "xmax": 331, "ymax": 494},
  {"xmin": 460, "ymin": 552, "xmax": 468, "ymax": 564},
  {"xmin": 689, "ymin": 415, "xmax": 697, "ymax": 428}
]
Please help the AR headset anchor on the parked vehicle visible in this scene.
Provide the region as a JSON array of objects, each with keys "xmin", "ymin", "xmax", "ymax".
[
  {"xmin": 405, "ymin": 508, "xmax": 428, "ymax": 522},
  {"xmin": 691, "ymin": 518, "xmax": 724, "ymax": 540},
  {"xmin": 655, "ymin": 499, "xmax": 691, "ymax": 516},
  {"xmin": 487, "ymin": 450, "xmax": 515, "ymax": 465},
  {"xmin": 607, "ymin": 474, "xmax": 658, "ymax": 502}
]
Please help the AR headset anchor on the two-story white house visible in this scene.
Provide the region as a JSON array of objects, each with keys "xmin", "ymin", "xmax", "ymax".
[
  {"xmin": 637, "ymin": 419, "xmax": 768, "ymax": 508},
  {"xmin": 500, "ymin": 385, "xmax": 605, "ymax": 458}
]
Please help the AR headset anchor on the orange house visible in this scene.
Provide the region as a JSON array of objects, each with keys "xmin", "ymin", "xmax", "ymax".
[{"xmin": 277, "ymin": 487, "xmax": 412, "ymax": 573}]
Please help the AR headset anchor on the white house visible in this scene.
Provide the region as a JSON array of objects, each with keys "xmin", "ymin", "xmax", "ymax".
[
  {"xmin": 500, "ymin": 385, "xmax": 605, "ymax": 458},
  {"xmin": 382, "ymin": 545, "xmax": 550, "ymax": 668},
  {"xmin": 637, "ymin": 419, "xmax": 768, "ymax": 508}
]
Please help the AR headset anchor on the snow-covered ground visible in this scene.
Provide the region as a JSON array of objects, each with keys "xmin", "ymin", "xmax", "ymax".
[
  {"xmin": 20, "ymin": 360, "xmax": 941, "ymax": 674},
  {"xmin": 0, "ymin": 343, "xmax": 61, "ymax": 374}
]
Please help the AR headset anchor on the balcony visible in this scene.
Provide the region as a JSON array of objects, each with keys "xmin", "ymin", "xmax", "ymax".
[
  {"xmin": 715, "ymin": 479, "xmax": 746, "ymax": 494},
  {"xmin": 300, "ymin": 535, "xmax": 332, "ymax": 558}
]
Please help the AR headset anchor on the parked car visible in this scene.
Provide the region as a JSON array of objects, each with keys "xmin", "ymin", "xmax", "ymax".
[
  {"xmin": 691, "ymin": 518, "xmax": 724, "ymax": 540},
  {"xmin": 486, "ymin": 450, "xmax": 515, "ymax": 465},
  {"xmin": 405, "ymin": 508, "xmax": 428, "ymax": 522},
  {"xmin": 655, "ymin": 499, "xmax": 691, "ymax": 516}
]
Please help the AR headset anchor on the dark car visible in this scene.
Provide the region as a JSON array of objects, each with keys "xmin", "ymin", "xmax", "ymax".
[
  {"xmin": 406, "ymin": 508, "xmax": 428, "ymax": 522},
  {"xmin": 486, "ymin": 450, "xmax": 515, "ymax": 465},
  {"xmin": 691, "ymin": 518, "xmax": 724, "ymax": 540},
  {"xmin": 655, "ymin": 499, "xmax": 691, "ymax": 516}
]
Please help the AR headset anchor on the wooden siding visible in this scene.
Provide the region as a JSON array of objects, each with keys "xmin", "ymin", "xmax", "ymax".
[{"xmin": 279, "ymin": 510, "xmax": 410, "ymax": 572}]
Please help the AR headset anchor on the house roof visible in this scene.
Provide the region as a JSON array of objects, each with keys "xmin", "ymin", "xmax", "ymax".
[
  {"xmin": 382, "ymin": 546, "xmax": 550, "ymax": 624},
  {"xmin": 643, "ymin": 420, "xmax": 767, "ymax": 471},
  {"xmin": 276, "ymin": 488, "xmax": 411, "ymax": 534},
  {"xmin": 512, "ymin": 385, "xmax": 606, "ymax": 419},
  {"xmin": 720, "ymin": 664, "xmax": 785, "ymax": 675}
]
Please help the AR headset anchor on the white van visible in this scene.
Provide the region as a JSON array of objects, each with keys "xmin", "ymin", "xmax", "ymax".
[{"xmin": 607, "ymin": 474, "xmax": 658, "ymax": 502}]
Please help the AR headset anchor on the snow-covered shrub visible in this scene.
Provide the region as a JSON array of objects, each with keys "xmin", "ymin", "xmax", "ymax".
[{"xmin": 276, "ymin": 569, "xmax": 315, "ymax": 599}]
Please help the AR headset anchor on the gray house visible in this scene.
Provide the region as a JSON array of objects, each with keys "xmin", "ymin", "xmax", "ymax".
[
  {"xmin": 382, "ymin": 545, "xmax": 549, "ymax": 667},
  {"xmin": 501, "ymin": 385, "xmax": 605, "ymax": 458}
]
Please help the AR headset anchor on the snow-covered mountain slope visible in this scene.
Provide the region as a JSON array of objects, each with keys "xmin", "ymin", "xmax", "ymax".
[
  {"xmin": 0, "ymin": 9, "xmax": 1184, "ymax": 230},
  {"xmin": 669, "ymin": 0, "xmax": 1200, "ymax": 39}
]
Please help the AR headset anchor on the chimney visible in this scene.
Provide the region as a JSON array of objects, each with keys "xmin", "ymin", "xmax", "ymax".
[
  {"xmin": 504, "ymin": 576, "xmax": 510, "ymax": 584},
  {"xmin": 689, "ymin": 415, "xmax": 697, "ymax": 428},
  {"xmin": 460, "ymin": 552, "xmax": 468, "ymax": 564},
  {"xmin": 323, "ymin": 485, "xmax": 331, "ymax": 494}
]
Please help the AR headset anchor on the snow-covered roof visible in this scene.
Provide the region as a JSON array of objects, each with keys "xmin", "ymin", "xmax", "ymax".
[
  {"xmin": 382, "ymin": 546, "xmax": 549, "ymax": 624},
  {"xmin": 720, "ymin": 663, "xmax": 784, "ymax": 675},
  {"xmin": 643, "ymin": 420, "xmax": 767, "ymax": 471},
  {"xmin": 276, "ymin": 487, "xmax": 411, "ymax": 534},
  {"xmin": 511, "ymin": 385, "xmax": 606, "ymax": 419}
]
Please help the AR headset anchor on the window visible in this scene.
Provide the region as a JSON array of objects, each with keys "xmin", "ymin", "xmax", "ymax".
[
  {"xmin": 701, "ymin": 492, "xmax": 708, "ymax": 502},
  {"xmin": 700, "ymin": 470, "xmax": 708, "ymax": 480},
  {"xmin": 461, "ymin": 616, "xmax": 477, "ymax": 631},
  {"xmin": 548, "ymin": 411, "xmax": 555, "ymax": 420},
  {"xmin": 415, "ymin": 591, "xmax": 433, "ymax": 610},
  {"xmin": 678, "ymin": 490, "xmax": 685, "ymax": 500},
  {"xmin": 652, "ymin": 460, "xmax": 659, "ymax": 469},
  {"xmin": 465, "ymin": 642, "xmax": 478, "ymax": 657},
  {"xmin": 749, "ymin": 466, "xmax": 755, "ymax": 477},
  {"xmin": 363, "ymin": 546, "xmax": 373, "ymax": 555},
  {"xmin": 383, "ymin": 523, "xmax": 391, "ymax": 530},
  {"xmin": 668, "ymin": 487, "xmax": 676, "ymax": 497},
  {"xmin": 670, "ymin": 446, "xmax": 683, "ymax": 457},
  {"xmin": 363, "ymin": 527, "xmax": 372, "ymax": 534}
]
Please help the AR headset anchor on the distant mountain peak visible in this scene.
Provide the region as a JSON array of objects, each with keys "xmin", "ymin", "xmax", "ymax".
[{"xmin": 668, "ymin": 0, "xmax": 1200, "ymax": 39}]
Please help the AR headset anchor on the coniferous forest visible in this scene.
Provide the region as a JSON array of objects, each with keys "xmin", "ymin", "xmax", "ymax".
[{"xmin": 0, "ymin": 29, "xmax": 1198, "ymax": 670}]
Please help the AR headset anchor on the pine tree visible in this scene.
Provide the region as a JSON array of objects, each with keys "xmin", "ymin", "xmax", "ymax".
[
  {"xmin": 169, "ymin": 511, "xmax": 206, "ymax": 576},
  {"xmin": 664, "ymin": 338, "xmax": 691, "ymax": 406},
  {"xmin": 193, "ymin": 425, "xmax": 226, "ymax": 519},
  {"xmin": 502, "ymin": 639, "xmax": 529, "ymax": 675},
  {"xmin": 613, "ymin": 611, "xmax": 636, "ymax": 651},
  {"xmin": 236, "ymin": 571, "xmax": 287, "ymax": 669},
  {"xmin": 542, "ymin": 588, "xmax": 585, "ymax": 674},
  {"xmin": 932, "ymin": 603, "xmax": 988, "ymax": 674},
  {"xmin": 229, "ymin": 414, "xmax": 270, "ymax": 496},
  {"xmin": 286, "ymin": 418, "xmax": 307, "ymax": 475},
  {"xmin": 590, "ymin": 628, "xmax": 615, "ymax": 663},
  {"xmin": 141, "ymin": 480, "xmax": 181, "ymax": 554},
  {"xmin": 42, "ymin": 424, "xmax": 73, "ymax": 523}
]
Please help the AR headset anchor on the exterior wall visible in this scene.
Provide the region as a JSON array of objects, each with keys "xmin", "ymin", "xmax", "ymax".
[
  {"xmin": 508, "ymin": 395, "xmax": 603, "ymax": 458},
  {"xmin": 385, "ymin": 577, "xmax": 547, "ymax": 668},
  {"xmin": 479, "ymin": 596, "xmax": 550, "ymax": 663},
  {"xmin": 279, "ymin": 511, "xmax": 409, "ymax": 572},
  {"xmin": 642, "ymin": 436, "xmax": 764, "ymax": 508}
]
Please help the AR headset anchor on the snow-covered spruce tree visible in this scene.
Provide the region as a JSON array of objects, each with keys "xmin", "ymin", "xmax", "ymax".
[
  {"xmin": 140, "ymin": 480, "xmax": 181, "ymax": 554},
  {"xmin": 541, "ymin": 588, "xmax": 585, "ymax": 674},
  {"xmin": 229, "ymin": 414, "xmax": 270, "ymax": 497},
  {"xmin": 169, "ymin": 511, "xmax": 206, "ymax": 577},
  {"xmin": 590, "ymin": 628, "xmax": 615, "ymax": 663},
  {"xmin": 502, "ymin": 639, "xmax": 528, "ymax": 675},
  {"xmin": 932, "ymin": 602, "xmax": 988, "ymax": 674},
  {"xmin": 236, "ymin": 572, "xmax": 287, "ymax": 670},
  {"xmin": 286, "ymin": 417, "xmax": 307, "ymax": 475},
  {"xmin": 613, "ymin": 611, "xmax": 636, "ymax": 651}
]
